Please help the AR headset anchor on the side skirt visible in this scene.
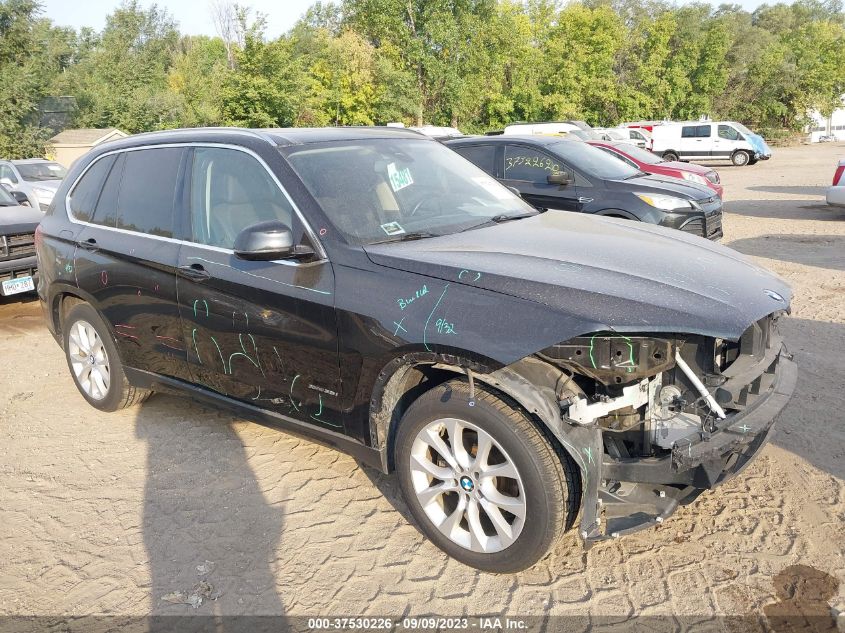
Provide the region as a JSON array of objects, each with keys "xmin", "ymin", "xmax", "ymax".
[{"xmin": 124, "ymin": 367, "xmax": 385, "ymax": 471}]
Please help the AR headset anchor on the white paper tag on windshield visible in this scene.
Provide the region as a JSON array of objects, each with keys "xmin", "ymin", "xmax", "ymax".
[
  {"xmin": 472, "ymin": 176, "xmax": 512, "ymax": 200},
  {"xmin": 380, "ymin": 221, "xmax": 406, "ymax": 236},
  {"xmin": 387, "ymin": 162, "xmax": 413, "ymax": 192}
]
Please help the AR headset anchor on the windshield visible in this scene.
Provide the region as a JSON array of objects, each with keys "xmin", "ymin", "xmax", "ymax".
[
  {"xmin": 550, "ymin": 140, "xmax": 641, "ymax": 180},
  {"xmin": 285, "ymin": 139, "xmax": 535, "ymax": 245},
  {"xmin": 0, "ymin": 186, "xmax": 16, "ymax": 205},
  {"xmin": 732, "ymin": 122, "xmax": 753, "ymax": 136},
  {"xmin": 611, "ymin": 142, "xmax": 664, "ymax": 165},
  {"xmin": 16, "ymin": 162, "xmax": 67, "ymax": 181}
]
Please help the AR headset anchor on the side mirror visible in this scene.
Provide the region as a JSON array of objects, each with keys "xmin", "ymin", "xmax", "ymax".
[
  {"xmin": 10, "ymin": 190, "xmax": 29, "ymax": 206},
  {"xmin": 506, "ymin": 186, "xmax": 522, "ymax": 198},
  {"xmin": 547, "ymin": 171, "xmax": 574, "ymax": 187},
  {"xmin": 233, "ymin": 221, "xmax": 313, "ymax": 261}
]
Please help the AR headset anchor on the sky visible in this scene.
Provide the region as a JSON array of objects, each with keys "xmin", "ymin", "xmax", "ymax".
[
  {"xmin": 40, "ymin": 0, "xmax": 319, "ymax": 39},
  {"xmin": 41, "ymin": 0, "xmax": 770, "ymax": 38}
]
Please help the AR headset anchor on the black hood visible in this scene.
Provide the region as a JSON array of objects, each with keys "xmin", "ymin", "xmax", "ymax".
[
  {"xmin": 364, "ymin": 212, "xmax": 791, "ymax": 342},
  {"xmin": 605, "ymin": 173, "xmax": 715, "ymax": 201}
]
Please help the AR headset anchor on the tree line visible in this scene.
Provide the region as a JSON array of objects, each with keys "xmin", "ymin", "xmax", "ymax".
[{"xmin": 2, "ymin": 0, "xmax": 844, "ymax": 158}]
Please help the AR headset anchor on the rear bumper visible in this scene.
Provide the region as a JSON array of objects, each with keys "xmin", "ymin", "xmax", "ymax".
[
  {"xmin": 826, "ymin": 186, "xmax": 845, "ymax": 207},
  {"xmin": 583, "ymin": 349, "xmax": 796, "ymax": 545}
]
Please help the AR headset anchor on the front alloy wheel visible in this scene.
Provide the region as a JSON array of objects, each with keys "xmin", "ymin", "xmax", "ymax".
[
  {"xmin": 409, "ymin": 417, "xmax": 527, "ymax": 553},
  {"xmin": 395, "ymin": 379, "xmax": 579, "ymax": 572}
]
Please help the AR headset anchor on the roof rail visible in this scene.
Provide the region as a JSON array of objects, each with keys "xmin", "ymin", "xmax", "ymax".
[{"xmin": 125, "ymin": 127, "xmax": 279, "ymax": 146}]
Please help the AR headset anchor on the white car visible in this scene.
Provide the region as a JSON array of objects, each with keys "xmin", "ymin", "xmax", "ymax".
[
  {"xmin": 827, "ymin": 158, "xmax": 845, "ymax": 206},
  {"xmin": 650, "ymin": 121, "xmax": 772, "ymax": 166},
  {"xmin": 595, "ymin": 127, "xmax": 651, "ymax": 149},
  {"xmin": 0, "ymin": 158, "xmax": 67, "ymax": 211}
]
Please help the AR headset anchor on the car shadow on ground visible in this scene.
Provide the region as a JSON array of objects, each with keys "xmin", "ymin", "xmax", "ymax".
[
  {"xmin": 773, "ymin": 317, "xmax": 845, "ymax": 480},
  {"xmin": 746, "ymin": 185, "xmax": 828, "ymax": 197},
  {"xmin": 727, "ymin": 233, "xmax": 845, "ymax": 271},
  {"xmin": 724, "ymin": 198, "xmax": 844, "ymax": 221},
  {"xmin": 134, "ymin": 394, "xmax": 286, "ymax": 624}
]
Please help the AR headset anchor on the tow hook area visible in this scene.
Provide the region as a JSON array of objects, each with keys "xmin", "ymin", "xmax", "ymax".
[{"xmin": 575, "ymin": 425, "xmax": 700, "ymax": 547}]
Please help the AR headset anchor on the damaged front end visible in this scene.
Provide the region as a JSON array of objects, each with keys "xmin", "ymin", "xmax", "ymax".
[{"xmin": 538, "ymin": 312, "xmax": 797, "ymax": 546}]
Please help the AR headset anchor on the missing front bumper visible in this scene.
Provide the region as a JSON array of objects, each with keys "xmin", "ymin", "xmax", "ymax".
[{"xmin": 579, "ymin": 354, "xmax": 797, "ymax": 546}]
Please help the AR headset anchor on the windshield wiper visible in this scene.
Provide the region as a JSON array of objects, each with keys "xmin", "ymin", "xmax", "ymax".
[
  {"xmin": 459, "ymin": 212, "xmax": 537, "ymax": 232},
  {"xmin": 369, "ymin": 231, "xmax": 440, "ymax": 245}
]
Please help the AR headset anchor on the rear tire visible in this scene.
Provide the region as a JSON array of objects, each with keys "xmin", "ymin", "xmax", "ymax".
[
  {"xmin": 662, "ymin": 151, "xmax": 679, "ymax": 162},
  {"xmin": 63, "ymin": 303, "xmax": 151, "ymax": 412},
  {"xmin": 394, "ymin": 379, "xmax": 577, "ymax": 572},
  {"xmin": 731, "ymin": 150, "xmax": 751, "ymax": 166}
]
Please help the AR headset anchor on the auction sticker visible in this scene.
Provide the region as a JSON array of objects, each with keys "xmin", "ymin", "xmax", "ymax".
[
  {"xmin": 380, "ymin": 221, "xmax": 406, "ymax": 236},
  {"xmin": 388, "ymin": 162, "xmax": 414, "ymax": 192}
]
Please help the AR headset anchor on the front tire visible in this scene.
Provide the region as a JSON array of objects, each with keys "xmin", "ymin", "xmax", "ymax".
[
  {"xmin": 394, "ymin": 379, "xmax": 578, "ymax": 572},
  {"xmin": 731, "ymin": 150, "xmax": 751, "ymax": 166},
  {"xmin": 63, "ymin": 303, "xmax": 151, "ymax": 411}
]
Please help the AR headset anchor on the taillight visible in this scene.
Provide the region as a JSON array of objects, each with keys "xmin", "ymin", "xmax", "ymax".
[{"xmin": 834, "ymin": 165, "xmax": 845, "ymax": 186}]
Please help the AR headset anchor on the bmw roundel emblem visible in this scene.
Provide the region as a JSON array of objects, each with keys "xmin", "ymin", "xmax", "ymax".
[
  {"xmin": 764, "ymin": 289, "xmax": 785, "ymax": 302},
  {"xmin": 459, "ymin": 476, "xmax": 475, "ymax": 492}
]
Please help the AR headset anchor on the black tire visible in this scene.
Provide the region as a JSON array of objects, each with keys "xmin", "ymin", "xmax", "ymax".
[
  {"xmin": 662, "ymin": 151, "xmax": 679, "ymax": 162},
  {"xmin": 731, "ymin": 150, "xmax": 751, "ymax": 166},
  {"xmin": 394, "ymin": 379, "xmax": 578, "ymax": 572},
  {"xmin": 62, "ymin": 303, "xmax": 151, "ymax": 412}
]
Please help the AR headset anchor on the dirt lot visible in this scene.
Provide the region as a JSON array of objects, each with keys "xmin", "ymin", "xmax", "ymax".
[{"xmin": 1, "ymin": 143, "xmax": 844, "ymax": 627}]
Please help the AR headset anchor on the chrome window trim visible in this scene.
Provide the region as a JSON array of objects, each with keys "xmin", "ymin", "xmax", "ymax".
[{"xmin": 64, "ymin": 142, "xmax": 328, "ymax": 265}]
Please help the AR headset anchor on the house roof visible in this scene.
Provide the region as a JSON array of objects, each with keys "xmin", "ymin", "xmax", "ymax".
[{"xmin": 49, "ymin": 128, "xmax": 127, "ymax": 146}]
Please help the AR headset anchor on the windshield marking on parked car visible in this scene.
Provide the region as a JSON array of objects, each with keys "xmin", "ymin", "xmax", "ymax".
[{"xmin": 186, "ymin": 256, "xmax": 332, "ymax": 296}]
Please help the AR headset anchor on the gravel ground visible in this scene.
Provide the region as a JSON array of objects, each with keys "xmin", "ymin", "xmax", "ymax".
[{"xmin": 0, "ymin": 143, "xmax": 843, "ymax": 628}]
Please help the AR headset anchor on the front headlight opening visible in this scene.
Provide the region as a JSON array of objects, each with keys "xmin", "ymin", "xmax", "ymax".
[
  {"xmin": 681, "ymin": 172, "xmax": 708, "ymax": 186},
  {"xmin": 634, "ymin": 192, "xmax": 693, "ymax": 211}
]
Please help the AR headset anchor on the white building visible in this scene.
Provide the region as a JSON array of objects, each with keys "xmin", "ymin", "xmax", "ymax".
[{"xmin": 808, "ymin": 97, "xmax": 845, "ymax": 142}]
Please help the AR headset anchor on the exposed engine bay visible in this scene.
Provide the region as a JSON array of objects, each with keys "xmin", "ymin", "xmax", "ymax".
[{"xmin": 538, "ymin": 311, "xmax": 788, "ymax": 465}]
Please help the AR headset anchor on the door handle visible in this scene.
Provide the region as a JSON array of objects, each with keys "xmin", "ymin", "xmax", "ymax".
[
  {"xmin": 578, "ymin": 197, "xmax": 593, "ymax": 204},
  {"xmin": 178, "ymin": 263, "xmax": 211, "ymax": 281},
  {"xmin": 78, "ymin": 237, "xmax": 98, "ymax": 251}
]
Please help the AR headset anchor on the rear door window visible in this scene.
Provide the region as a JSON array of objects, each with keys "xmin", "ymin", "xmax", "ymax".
[
  {"xmin": 681, "ymin": 126, "xmax": 697, "ymax": 138},
  {"xmin": 453, "ymin": 145, "xmax": 498, "ymax": 176},
  {"xmin": 114, "ymin": 148, "xmax": 183, "ymax": 237},
  {"xmin": 68, "ymin": 155, "xmax": 117, "ymax": 222},
  {"xmin": 696, "ymin": 125, "xmax": 712, "ymax": 138}
]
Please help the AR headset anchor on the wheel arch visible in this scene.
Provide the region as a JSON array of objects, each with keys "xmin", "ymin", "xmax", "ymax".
[
  {"xmin": 597, "ymin": 209, "xmax": 639, "ymax": 221},
  {"xmin": 369, "ymin": 350, "xmax": 590, "ymax": 481}
]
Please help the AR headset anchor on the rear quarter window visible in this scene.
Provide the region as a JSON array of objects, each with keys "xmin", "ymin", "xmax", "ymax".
[{"xmin": 68, "ymin": 155, "xmax": 117, "ymax": 222}]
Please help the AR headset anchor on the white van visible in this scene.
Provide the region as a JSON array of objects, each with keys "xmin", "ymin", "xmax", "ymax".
[{"xmin": 650, "ymin": 121, "xmax": 772, "ymax": 166}]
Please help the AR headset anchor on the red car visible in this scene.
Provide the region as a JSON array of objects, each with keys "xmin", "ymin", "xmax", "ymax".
[{"xmin": 588, "ymin": 140, "xmax": 724, "ymax": 198}]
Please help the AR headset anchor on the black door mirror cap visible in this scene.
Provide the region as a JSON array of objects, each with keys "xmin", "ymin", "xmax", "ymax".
[{"xmin": 233, "ymin": 221, "xmax": 313, "ymax": 261}]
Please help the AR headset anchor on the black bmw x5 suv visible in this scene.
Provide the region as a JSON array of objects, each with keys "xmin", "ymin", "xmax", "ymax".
[{"xmin": 37, "ymin": 127, "xmax": 796, "ymax": 572}]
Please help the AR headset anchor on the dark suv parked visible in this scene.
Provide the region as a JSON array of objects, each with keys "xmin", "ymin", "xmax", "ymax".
[
  {"xmin": 445, "ymin": 135, "xmax": 724, "ymax": 240},
  {"xmin": 0, "ymin": 185, "xmax": 40, "ymax": 297},
  {"xmin": 38, "ymin": 127, "xmax": 795, "ymax": 572}
]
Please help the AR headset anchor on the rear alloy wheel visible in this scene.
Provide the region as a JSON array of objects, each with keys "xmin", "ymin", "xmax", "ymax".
[
  {"xmin": 731, "ymin": 150, "xmax": 751, "ymax": 166},
  {"xmin": 63, "ymin": 303, "xmax": 151, "ymax": 411},
  {"xmin": 663, "ymin": 151, "xmax": 679, "ymax": 162},
  {"xmin": 395, "ymin": 379, "xmax": 577, "ymax": 572}
]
